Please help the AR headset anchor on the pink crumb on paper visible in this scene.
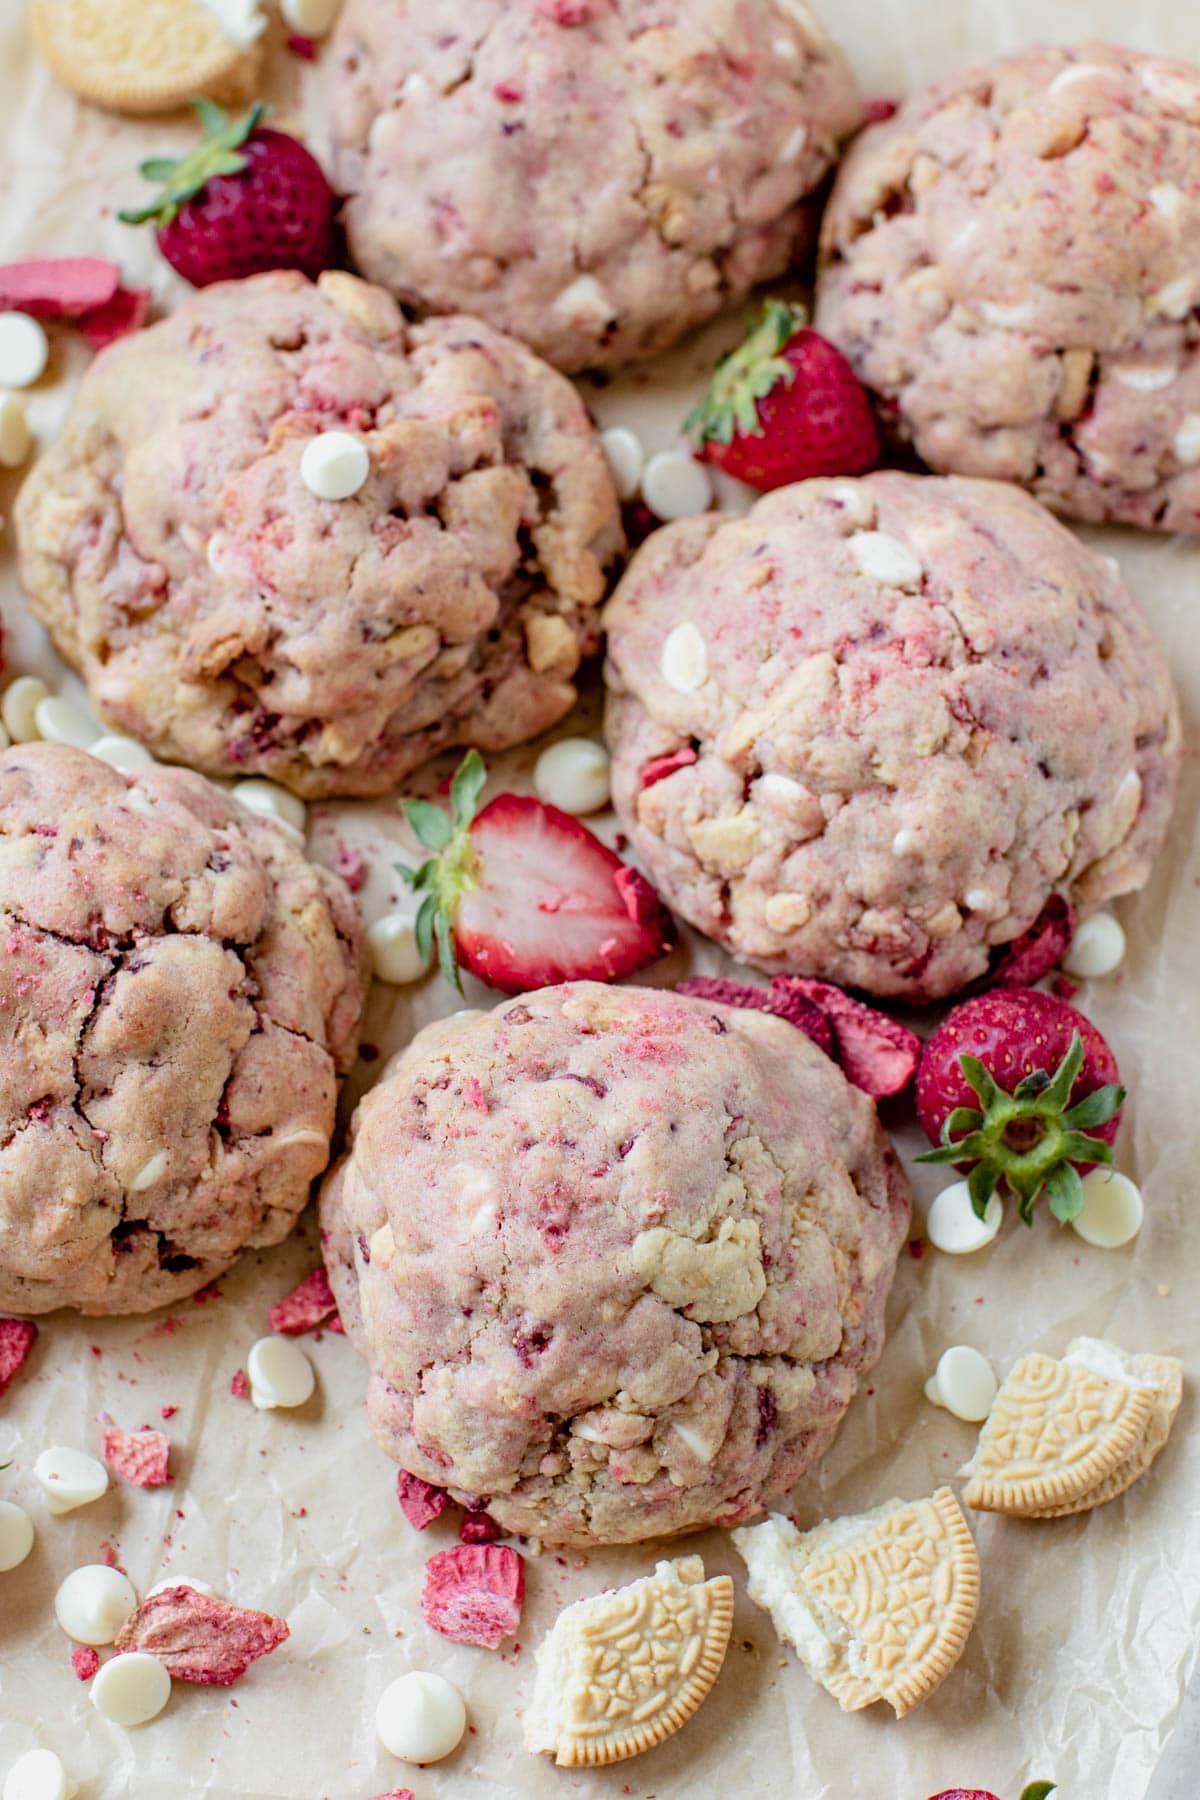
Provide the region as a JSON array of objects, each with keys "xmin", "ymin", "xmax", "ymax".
[
  {"xmin": 422, "ymin": 1544, "xmax": 524, "ymax": 1649},
  {"xmin": 99, "ymin": 1540, "xmax": 126, "ymax": 1573},
  {"xmin": 268, "ymin": 1266, "xmax": 340, "ymax": 1335},
  {"xmin": 160, "ymin": 1404, "xmax": 178, "ymax": 1420},
  {"xmin": 114, "ymin": 1585, "xmax": 289, "ymax": 1686},
  {"xmin": 0, "ymin": 1317, "xmax": 37, "ymax": 1399},
  {"xmin": 369, "ymin": 1792, "xmax": 415, "ymax": 1800},
  {"xmin": 153, "ymin": 1315, "xmax": 182, "ymax": 1336},
  {"xmin": 102, "ymin": 1427, "xmax": 171, "ymax": 1488},
  {"xmin": 230, "ymin": 1369, "xmax": 249, "ymax": 1400},
  {"xmin": 71, "ymin": 1645, "xmax": 100, "ymax": 1681},
  {"xmin": 396, "ymin": 1470, "xmax": 449, "ymax": 1531},
  {"xmin": 191, "ymin": 1281, "xmax": 223, "ymax": 1304},
  {"xmin": 333, "ymin": 843, "xmax": 367, "ymax": 892}
]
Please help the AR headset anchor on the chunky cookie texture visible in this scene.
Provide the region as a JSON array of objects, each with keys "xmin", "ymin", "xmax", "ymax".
[
  {"xmin": 604, "ymin": 473, "xmax": 1180, "ymax": 1001},
  {"xmin": 0, "ymin": 743, "xmax": 365, "ymax": 1315},
  {"xmin": 320, "ymin": 983, "xmax": 909, "ymax": 1546},
  {"xmin": 330, "ymin": 0, "xmax": 861, "ymax": 373},
  {"xmin": 815, "ymin": 43, "xmax": 1200, "ymax": 531},
  {"xmin": 15, "ymin": 270, "xmax": 623, "ymax": 797}
]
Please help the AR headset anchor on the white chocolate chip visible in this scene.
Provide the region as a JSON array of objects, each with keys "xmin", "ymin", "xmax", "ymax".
[
  {"xmin": 0, "ymin": 393, "xmax": 32, "ymax": 467},
  {"xmin": 660, "ymin": 621, "xmax": 709, "ymax": 693},
  {"xmin": 247, "ymin": 1335, "xmax": 315, "ymax": 1410},
  {"xmin": 0, "ymin": 1501, "xmax": 35, "ymax": 1572},
  {"xmin": 300, "ymin": 430, "xmax": 370, "ymax": 501},
  {"xmin": 533, "ymin": 737, "xmax": 611, "ymax": 815},
  {"xmin": 1149, "ymin": 275, "xmax": 1197, "ymax": 320},
  {"xmin": 146, "ymin": 1575, "xmax": 215, "ymax": 1598},
  {"xmin": 927, "ymin": 1345, "xmax": 997, "ymax": 1422},
  {"xmin": 1070, "ymin": 1169, "xmax": 1144, "ymax": 1249},
  {"xmin": 2, "ymin": 676, "xmax": 50, "ymax": 743},
  {"xmin": 280, "ymin": 0, "xmax": 341, "ymax": 35},
  {"xmin": 196, "ymin": 0, "xmax": 267, "ymax": 44},
  {"xmin": 780, "ymin": 124, "xmax": 809, "ymax": 160},
  {"xmin": 890, "ymin": 829, "xmax": 915, "ymax": 857},
  {"xmin": 376, "ymin": 1670, "xmax": 467, "ymax": 1764},
  {"xmin": 642, "ymin": 449, "xmax": 712, "ymax": 522},
  {"xmin": 1048, "ymin": 62, "xmax": 1112, "ymax": 94},
  {"xmin": 1149, "ymin": 183, "xmax": 1184, "ymax": 219},
  {"xmin": 553, "ymin": 274, "xmax": 616, "ymax": 327},
  {"xmin": 0, "ymin": 313, "xmax": 49, "ymax": 387},
  {"xmin": 90, "ymin": 1653, "xmax": 172, "ymax": 1727},
  {"xmin": 54, "ymin": 1565, "xmax": 137, "ymax": 1644},
  {"xmin": 1173, "ymin": 415, "xmax": 1200, "ymax": 465},
  {"xmin": 849, "ymin": 531, "xmax": 923, "ymax": 590},
  {"xmin": 91, "ymin": 736, "xmax": 155, "ymax": 774},
  {"xmin": 3, "ymin": 1749, "xmax": 75, "ymax": 1800},
  {"xmin": 977, "ymin": 298, "xmax": 1036, "ymax": 328},
  {"xmin": 671, "ymin": 1421, "xmax": 716, "ymax": 1462},
  {"xmin": 925, "ymin": 1182, "xmax": 1003, "ymax": 1255},
  {"xmin": 129, "ymin": 1150, "xmax": 168, "ymax": 1192},
  {"xmin": 1139, "ymin": 63, "xmax": 1200, "ymax": 115},
  {"xmin": 1111, "ymin": 362, "xmax": 1177, "ymax": 391},
  {"xmin": 367, "ymin": 913, "xmax": 431, "ymax": 986},
  {"xmin": 599, "ymin": 426, "xmax": 644, "ymax": 501},
  {"xmin": 231, "ymin": 778, "xmax": 307, "ymax": 839},
  {"xmin": 34, "ymin": 1446, "xmax": 108, "ymax": 1515},
  {"xmin": 33, "ymin": 695, "xmax": 99, "ymax": 751},
  {"xmin": 1063, "ymin": 911, "xmax": 1126, "ymax": 979},
  {"xmin": 964, "ymin": 886, "xmax": 1004, "ymax": 917}
]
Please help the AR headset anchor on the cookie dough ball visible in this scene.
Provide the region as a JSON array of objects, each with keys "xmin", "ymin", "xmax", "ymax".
[
  {"xmin": 0, "ymin": 743, "xmax": 366, "ymax": 1315},
  {"xmin": 815, "ymin": 43, "xmax": 1200, "ymax": 531},
  {"xmin": 15, "ymin": 270, "xmax": 623, "ymax": 797},
  {"xmin": 330, "ymin": 0, "xmax": 861, "ymax": 373},
  {"xmin": 321, "ymin": 982, "xmax": 910, "ymax": 1545},
  {"xmin": 604, "ymin": 474, "xmax": 1180, "ymax": 1001}
]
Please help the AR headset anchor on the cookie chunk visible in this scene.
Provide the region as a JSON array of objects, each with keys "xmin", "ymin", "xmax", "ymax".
[
  {"xmin": 816, "ymin": 43, "xmax": 1200, "ymax": 531},
  {"xmin": 0, "ymin": 743, "xmax": 365, "ymax": 1315},
  {"xmin": 320, "ymin": 982, "xmax": 910, "ymax": 1546},
  {"xmin": 15, "ymin": 270, "xmax": 623, "ymax": 797},
  {"xmin": 330, "ymin": 0, "xmax": 861, "ymax": 372},
  {"xmin": 604, "ymin": 473, "xmax": 1180, "ymax": 1001}
]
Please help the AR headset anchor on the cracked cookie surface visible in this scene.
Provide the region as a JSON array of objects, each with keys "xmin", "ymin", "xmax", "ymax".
[
  {"xmin": 603, "ymin": 472, "xmax": 1180, "ymax": 1000},
  {"xmin": 329, "ymin": 0, "xmax": 861, "ymax": 373},
  {"xmin": 0, "ymin": 743, "xmax": 366, "ymax": 1315},
  {"xmin": 815, "ymin": 42, "xmax": 1200, "ymax": 531},
  {"xmin": 319, "ymin": 981, "xmax": 909, "ymax": 1545},
  {"xmin": 14, "ymin": 270, "xmax": 623, "ymax": 797}
]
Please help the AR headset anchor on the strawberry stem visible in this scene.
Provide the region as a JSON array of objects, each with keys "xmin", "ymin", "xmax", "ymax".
[
  {"xmin": 684, "ymin": 298, "xmax": 807, "ymax": 447},
  {"xmin": 118, "ymin": 102, "xmax": 268, "ymax": 229},
  {"xmin": 916, "ymin": 1032, "xmax": 1124, "ymax": 1225},
  {"xmin": 397, "ymin": 750, "xmax": 487, "ymax": 995}
]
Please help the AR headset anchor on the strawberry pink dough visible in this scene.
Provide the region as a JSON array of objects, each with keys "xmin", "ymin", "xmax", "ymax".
[
  {"xmin": 815, "ymin": 43, "xmax": 1200, "ymax": 531},
  {"xmin": 320, "ymin": 982, "xmax": 910, "ymax": 1546},
  {"xmin": 14, "ymin": 270, "xmax": 623, "ymax": 797},
  {"xmin": 604, "ymin": 473, "xmax": 1180, "ymax": 1000},
  {"xmin": 329, "ymin": 0, "xmax": 862, "ymax": 373},
  {"xmin": 0, "ymin": 743, "xmax": 366, "ymax": 1316}
]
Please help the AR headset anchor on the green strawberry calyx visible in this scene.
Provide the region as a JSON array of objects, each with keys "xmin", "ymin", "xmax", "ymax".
[
  {"xmin": 916, "ymin": 1031, "xmax": 1124, "ymax": 1227},
  {"xmin": 395, "ymin": 750, "xmax": 488, "ymax": 995},
  {"xmin": 684, "ymin": 298, "xmax": 807, "ymax": 448},
  {"xmin": 118, "ymin": 100, "xmax": 267, "ymax": 229},
  {"xmin": 1020, "ymin": 1785, "xmax": 1057, "ymax": 1800}
]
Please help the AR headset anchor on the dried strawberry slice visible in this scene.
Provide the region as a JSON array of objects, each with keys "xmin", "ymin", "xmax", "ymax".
[
  {"xmin": 397, "ymin": 1470, "xmax": 449, "ymax": 1531},
  {"xmin": 0, "ymin": 256, "xmax": 120, "ymax": 315},
  {"xmin": 639, "ymin": 746, "xmax": 698, "ymax": 790},
  {"xmin": 81, "ymin": 286, "xmax": 151, "ymax": 351},
  {"xmin": 675, "ymin": 975, "xmax": 833, "ymax": 1056},
  {"xmin": 770, "ymin": 977, "xmax": 920, "ymax": 1099},
  {"xmin": 421, "ymin": 1544, "xmax": 523, "ymax": 1649},
  {"xmin": 984, "ymin": 894, "xmax": 1075, "ymax": 991},
  {"xmin": 115, "ymin": 1584, "xmax": 289, "ymax": 1685},
  {"xmin": 458, "ymin": 1508, "xmax": 501, "ymax": 1543},
  {"xmin": 268, "ymin": 1267, "xmax": 340, "ymax": 1335},
  {"xmin": 102, "ymin": 1427, "xmax": 171, "ymax": 1488},
  {"xmin": 0, "ymin": 1317, "xmax": 37, "ymax": 1399}
]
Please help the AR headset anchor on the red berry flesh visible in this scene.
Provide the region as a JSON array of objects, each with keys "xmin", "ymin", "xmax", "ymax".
[{"xmin": 156, "ymin": 129, "xmax": 335, "ymax": 288}]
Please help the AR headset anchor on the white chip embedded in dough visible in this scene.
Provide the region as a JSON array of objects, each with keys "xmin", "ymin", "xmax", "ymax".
[{"xmin": 300, "ymin": 429, "xmax": 370, "ymax": 501}]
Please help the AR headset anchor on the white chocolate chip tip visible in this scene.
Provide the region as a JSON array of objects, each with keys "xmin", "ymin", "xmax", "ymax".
[{"xmin": 375, "ymin": 1669, "xmax": 467, "ymax": 1764}]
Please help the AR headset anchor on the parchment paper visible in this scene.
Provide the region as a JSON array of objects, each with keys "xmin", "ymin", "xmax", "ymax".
[{"xmin": 0, "ymin": 3, "xmax": 1197, "ymax": 1796}]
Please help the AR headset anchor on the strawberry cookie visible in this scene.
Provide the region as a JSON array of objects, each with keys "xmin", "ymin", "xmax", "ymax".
[
  {"xmin": 320, "ymin": 982, "xmax": 910, "ymax": 1545},
  {"xmin": 604, "ymin": 473, "xmax": 1179, "ymax": 1000},
  {"xmin": 0, "ymin": 742, "xmax": 365, "ymax": 1315},
  {"xmin": 15, "ymin": 270, "xmax": 623, "ymax": 797},
  {"xmin": 329, "ymin": 0, "xmax": 862, "ymax": 373},
  {"xmin": 816, "ymin": 43, "xmax": 1200, "ymax": 531}
]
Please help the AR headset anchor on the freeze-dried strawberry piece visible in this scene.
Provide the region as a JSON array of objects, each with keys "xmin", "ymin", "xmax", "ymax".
[
  {"xmin": 71, "ymin": 1645, "xmax": 101, "ymax": 1680},
  {"xmin": 268, "ymin": 1267, "xmax": 339, "ymax": 1335},
  {"xmin": 0, "ymin": 256, "xmax": 120, "ymax": 315},
  {"xmin": 985, "ymin": 894, "xmax": 1075, "ymax": 991},
  {"xmin": 639, "ymin": 746, "xmax": 698, "ymax": 790},
  {"xmin": 370, "ymin": 1791, "xmax": 415, "ymax": 1800},
  {"xmin": 422, "ymin": 1544, "xmax": 524, "ymax": 1649},
  {"xmin": 81, "ymin": 286, "xmax": 150, "ymax": 351},
  {"xmin": 397, "ymin": 1470, "xmax": 449, "ymax": 1531},
  {"xmin": 114, "ymin": 1584, "xmax": 289, "ymax": 1685},
  {"xmin": 770, "ymin": 977, "xmax": 920, "ymax": 1099},
  {"xmin": 458, "ymin": 1508, "xmax": 501, "ymax": 1543},
  {"xmin": 230, "ymin": 1369, "xmax": 249, "ymax": 1400},
  {"xmin": 676, "ymin": 975, "xmax": 833, "ymax": 1057},
  {"xmin": 0, "ymin": 1317, "xmax": 37, "ymax": 1399},
  {"xmin": 102, "ymin": 1427, "xmax": 171, "ymax": 1488}
]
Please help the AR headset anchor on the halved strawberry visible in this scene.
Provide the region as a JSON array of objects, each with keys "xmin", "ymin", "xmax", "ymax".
[{"xmin": 399, "ymin": 752, "xmax": 675, "ymax": 995}]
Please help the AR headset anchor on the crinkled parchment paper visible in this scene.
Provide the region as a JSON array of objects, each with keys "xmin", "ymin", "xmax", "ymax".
[{"xmin": 0, "ymin": 3, "xmax": 1197, "ymax": 1795}]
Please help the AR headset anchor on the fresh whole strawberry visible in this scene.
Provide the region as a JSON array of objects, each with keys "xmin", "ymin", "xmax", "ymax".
[
  {"xmin": 398, "ymin": 751, "xmax": 675, "ymax": 995},
  {"xmin": 928, "ymin": 1785, "xmax": 1056, "ymax": 1800},
  {"xmin": 118, "ymin": 101, "xmax": 336, "ymax": 288},
  {"xmin": 916, "ymin": 987, "xmax": 1123, "ymax": 1226},
  {"xmin": 685, "ymin": 298, "xmax": 879, "ymax": 490}
]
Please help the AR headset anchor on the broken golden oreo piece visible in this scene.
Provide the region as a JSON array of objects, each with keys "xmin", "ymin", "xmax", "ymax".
[
  {"xmin": 523, "ymin": 1556, "xmax": 734, "ymax": 1767},
  {"xmin": 733, "ymin": 1487, "xmax": 980, "ymax": 1718},
  {"xmin": 30, "ymin": 0, "xmax": 263, "ymax": 117},
  {"xmin": 965, "ymin": 1338, "xmax": 1183, "ymax": 1520}
]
